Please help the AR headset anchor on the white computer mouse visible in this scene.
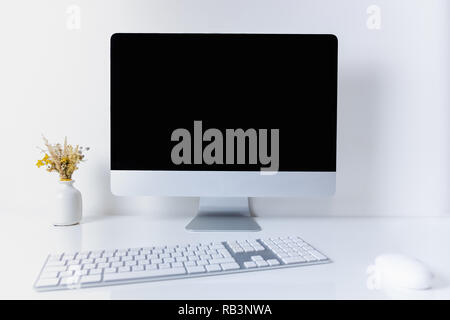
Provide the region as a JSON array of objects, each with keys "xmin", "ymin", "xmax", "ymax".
[{"xmin": 366, "ymin": 254, "xmax": 433, "ymax": 290}]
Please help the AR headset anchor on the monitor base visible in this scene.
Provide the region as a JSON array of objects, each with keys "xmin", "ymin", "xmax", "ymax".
[{"xmin": 185, "ymin": 197, "xmax": 261, "ymax": 232}]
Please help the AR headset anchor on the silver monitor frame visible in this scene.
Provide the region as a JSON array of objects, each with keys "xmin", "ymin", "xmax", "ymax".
[
  {"xmin": 111, "ymin": 171, "xmax": 336, "ymax": 197},
  {"xmin": 111, "ymin": 171, "xmax": 336, "ymax": 232}
]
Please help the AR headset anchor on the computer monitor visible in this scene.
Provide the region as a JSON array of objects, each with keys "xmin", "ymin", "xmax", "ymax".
[{"xmin": 111, "ymin": 33, "xmax": 337, "ymax": 231}]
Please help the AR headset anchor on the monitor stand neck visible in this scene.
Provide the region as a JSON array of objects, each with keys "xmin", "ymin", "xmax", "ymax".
[{"xmin": 185, "ymin": 197, "xmax": 261, "ymax": 232}]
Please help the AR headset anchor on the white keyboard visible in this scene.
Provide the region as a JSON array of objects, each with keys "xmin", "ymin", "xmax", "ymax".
[{"xmin": 34, "ymin": 236, "xmax": 331, "ymax": 291}]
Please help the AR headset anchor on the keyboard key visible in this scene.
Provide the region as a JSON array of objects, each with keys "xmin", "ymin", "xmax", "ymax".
[
  {"xmin": 230, "ymin": 247, "xmax": 243, "ymax": 253},
  {"xmin": 46, "ymin": 260, "xmax": 66, "ymax": 267},
  {"xmin": 303, "ymin": 255, "xmax": 317, "ymax": 262},
  {"xmin": 44, "ymin": 265, "xmax": 67, "ymax": 272},
  {"xmin": 103, "ymin": 267, "xmax": 186, "ymax": 281},
  {"xmin": 132, "ymin": 265, "xmax": 145, "ymax": 272},
  {"xmin": 59, "ymin": 270, "xmax": 74, "ymax": 277},
  {"xmin": 208, "ymin": 258, "xmax": 235, "ymax": 265},
  {"xmin": 176, "ymin": 256, "xmax": 187, "ymax": 262},
  {"xmin": 97, "ymin": 262, "xmax": 110, "ymax": 269},
  {"xmin": 251, "ymin": 256, "xmax": 263, "ymax": 261},
  {"xmin": 108, "ymin": 257, "xmax": 120, "ymax": 263},
  {"xmin": 36, "ymin": 278, "xmax": 60, "ymax": 288},
  {"xmin": 104, "ymin": 267, "xmax": 117, "ymax": 274},
  {"xmin": 288, "ymin": 252, "xmax": 301, "ymax": 257},
  {"xmin": 196, "ymin": 260, "xmax": 208, "ymax": 266},
  {"xmin": 40, "ymin": 271, "xmax": 59, "ymax": 279},
  {"xmin": 309, "ymin": 250, "xmax": 328, "ymax": 261},
  {"xmin": 151, "ymin": 258, "xmax": 163, "ymax": 264},
  {"xmin": 256, "ymin": 260, "xmax": 269, "ymax": 267},
  {"xmin": 118, "ymin": 266, "xmax": 130, "ymax": 273},
  {"xmin": 171, "ymin": 262, "xmax": 184, "ymax": 268},
  {"xmin": 81, "ymin": 258, "xmax": 94, "ymax": 264},
  {"xmin": 243, "ymin": 261, "xmax": 257, "ymax": 269},
  {"xmin": 67, "ymin": 259, "xmax": 81, "ymax": 266},
  {"xmin": 281, "ymin": 256, "xmax": 306, "ymax": 264},
  {"xmin": 89, "ymin": 269, "xmax": 103, "ymax": 275},
  {"xmin": 80, "ymin": 275, "xmax": 102, "ymax": 284},
  {"xmin": 267, "ymin": 259, "xmax": 280, "ymax": 266},
  {"xmin": 221, "ymin": 263, "xmax": 240, "ymax": 271},
  {"xmin": 186, "ymin": 266, "xmax": 206, "ymax": 274},
  {"xmin": 205, "ymin": 264, "xmax": 221, "ymax": 272},
  {"xmin": 184, "ymin": 261, "xmax": 196, "ymax": 267},
  {"xmin": 60, "ymin": 276, "xmax": 80, "ymax": 285},
  {"xmin": 217, "ymin": 248, "xmax": 229, "ymax": 254},
  {"xmin": 73, "ymin": 270, "xmax": 88, "ymax": 276},
  {"xmin": 116, "ymin": 250, "xmax": 127, "ymax": 256}
]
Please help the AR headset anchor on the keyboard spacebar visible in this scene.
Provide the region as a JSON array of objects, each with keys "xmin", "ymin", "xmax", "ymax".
[{"xmin": 103, "ymin": 268, "xmax": 186, "ymax": 282}]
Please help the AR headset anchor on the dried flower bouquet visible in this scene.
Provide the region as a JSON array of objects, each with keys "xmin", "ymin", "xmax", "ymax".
[{"xmin": 36, "ymin": 136, "xmax": 89, "ymax": 181}]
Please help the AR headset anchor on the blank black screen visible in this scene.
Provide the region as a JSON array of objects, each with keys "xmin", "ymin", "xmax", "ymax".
[{"xmin": 111, "ymin": 33, "xmax": 337, "ymax": 171}]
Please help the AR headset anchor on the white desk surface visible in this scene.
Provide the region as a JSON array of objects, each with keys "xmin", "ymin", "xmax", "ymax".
[{"xmin": 1, "ymin": 214, "xmax": 449, "ymax": 299}]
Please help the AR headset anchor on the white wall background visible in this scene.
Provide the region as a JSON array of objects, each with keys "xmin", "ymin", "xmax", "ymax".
[{"xmin": 0, "ymin": 0, "xmax": 449, "ymax": 218}]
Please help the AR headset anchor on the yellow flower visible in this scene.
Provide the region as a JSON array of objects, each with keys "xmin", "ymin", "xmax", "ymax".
[
  {"xmin": 42, "ymin": 154, "xmax": 50, "ymax": 164},
  {"xmin": 36, "ymin": 160, "xmax": 44, "ymax": 168}
]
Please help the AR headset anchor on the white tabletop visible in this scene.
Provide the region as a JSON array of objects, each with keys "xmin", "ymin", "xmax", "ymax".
[{"xmin": 1, "ymin": 214, "xmax": 449, "ymax": 299}]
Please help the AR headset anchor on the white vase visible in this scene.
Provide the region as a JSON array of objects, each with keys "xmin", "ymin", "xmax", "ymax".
[{"xmin": 54, "ymin": 180, "xmax": 82, "ymax": 226}]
